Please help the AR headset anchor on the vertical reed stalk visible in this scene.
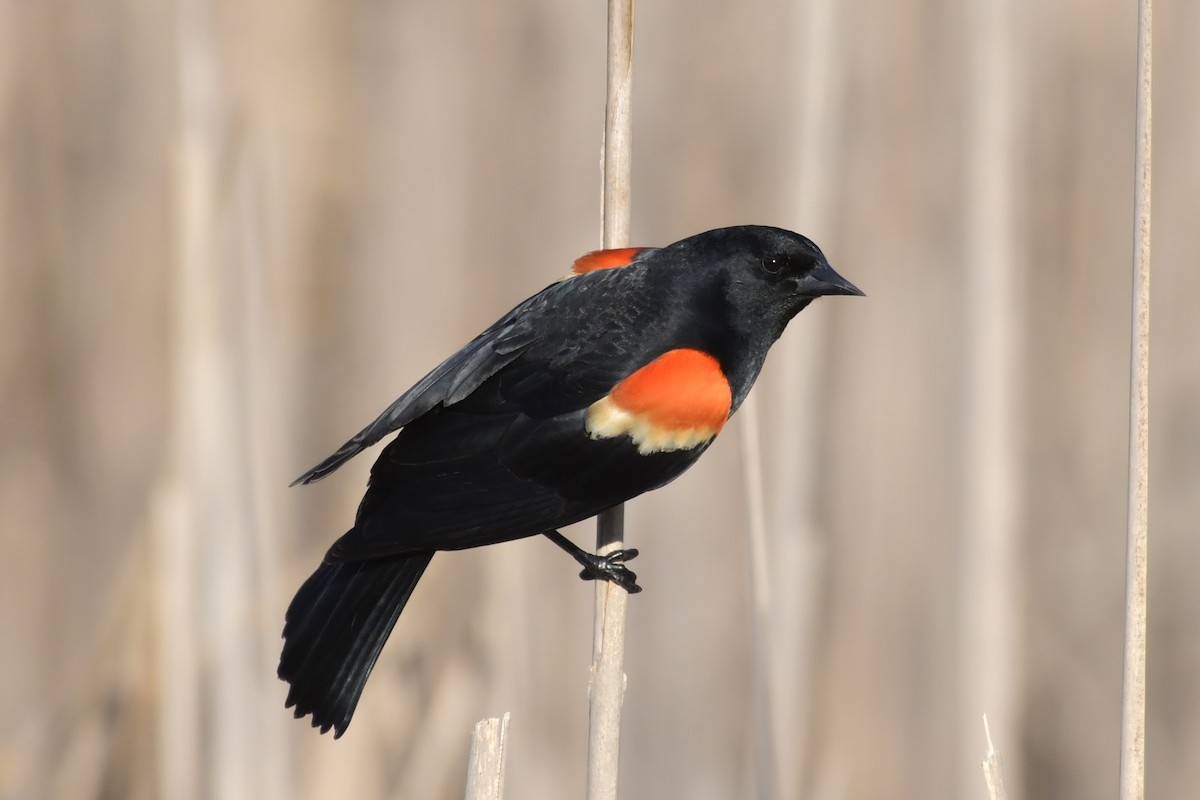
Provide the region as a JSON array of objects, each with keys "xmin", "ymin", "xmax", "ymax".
[
  {"xmin": 738, "ymin": 398, "xmax": 779, "ymax": 800},
  {"xmin": 980, "ymin": 715, "xmax": 1009, "ymax": 800},
  {"xmin": 588, "ymin": 1, "xmax": 634, "ymax": 798},
  {"xmin": 465, "ymin": 714, "xmax": 511, "ymax": 800},
  {"xmin": 158, "ymin": 0, "xmax": 221, "ymax": 795},
  {"xmin": 737, "ymin": 0, "xmax": 843, "ymax": 796},
  {"xmin": 1119, "ymin": 1, "xmax": 1153, "ymax": 798},
  {"xmin": 961, "ymin": 0, "xmax": 1021, "ymax": 794},
  {"xmin": 165, "ymin": 3, "xmax": 282, "ymax": 797}
]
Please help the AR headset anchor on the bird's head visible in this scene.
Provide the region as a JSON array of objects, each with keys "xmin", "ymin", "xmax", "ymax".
[{"xmin": 661, "ymin": 225, "xmax": 863, "ymax": 342}]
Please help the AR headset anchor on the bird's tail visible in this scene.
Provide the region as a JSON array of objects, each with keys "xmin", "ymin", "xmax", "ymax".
[{"xmin": 278, "ymin": 551, "xmax": 434, "ymax": 737}]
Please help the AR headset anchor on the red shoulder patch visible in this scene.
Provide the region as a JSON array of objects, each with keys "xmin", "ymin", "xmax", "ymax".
[
  {"xmin": 585, "ymin": 349, "xmax": 732, "ymax": 454},
  {"xmin": 572, "ymin": 247, "xmax": 647, "ymax": 275}
]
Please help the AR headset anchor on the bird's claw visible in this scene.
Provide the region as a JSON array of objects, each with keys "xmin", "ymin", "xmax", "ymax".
[
  {"xmin": 607, "ymin": 547, "xmax": 639, "ymax": 563},
  {"xmin": 542, "ymin": 530, "xmax": 644, "ymax": 593},
  {"xmin": 578, "ymin": 549, "xmax": 643, "ymax": 594}
]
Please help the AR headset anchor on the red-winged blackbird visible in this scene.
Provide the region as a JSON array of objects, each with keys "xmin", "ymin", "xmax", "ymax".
[{"xmin": 280, "ymin": 225, "xmax": 862, "ymax": 736}]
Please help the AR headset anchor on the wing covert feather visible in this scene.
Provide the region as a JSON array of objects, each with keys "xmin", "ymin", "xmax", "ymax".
[{"xmin": 293, "ymin": 265, "xmax": 660, "ymax": 485}]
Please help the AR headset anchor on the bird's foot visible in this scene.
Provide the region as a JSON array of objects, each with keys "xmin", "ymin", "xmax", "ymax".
[
  {"xmin": 576, "ymin": 548, "xmax": 642, "ymax": 594},
  {"xmin": 543, "ymin": 530, "xmax": 644, "ymax": 594}
]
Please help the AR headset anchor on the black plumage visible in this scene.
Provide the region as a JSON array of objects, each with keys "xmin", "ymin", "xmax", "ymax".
[{"xmin": 280, "ymin": 225, "xmax": 862, "ymax": 736}]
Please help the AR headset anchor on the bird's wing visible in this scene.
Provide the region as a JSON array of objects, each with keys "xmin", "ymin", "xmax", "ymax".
[
  {"xmin": 328, "ymin": 337, "xmax": 730, "ymax": 558},
  {"xmin": 329, "ymin": 401, "xmax": 709, "ymax": 559},
  {"xmin": 292, "ymin": 326, "xmax": 530, "ymax": 485},
  {"xmin": 293, "ymin": 255, "xmax": 659, "ymax": 485}
]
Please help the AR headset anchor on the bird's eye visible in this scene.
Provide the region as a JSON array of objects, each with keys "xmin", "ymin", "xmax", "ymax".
[{"xmin": 760, "ymin": 256, "xmax": 785, "ymax": 275}]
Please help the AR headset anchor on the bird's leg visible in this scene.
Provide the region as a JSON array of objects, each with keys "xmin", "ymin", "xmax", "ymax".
[{"xmin": 542, "ymin": 530, "xmax": 643, "ymax": 594}]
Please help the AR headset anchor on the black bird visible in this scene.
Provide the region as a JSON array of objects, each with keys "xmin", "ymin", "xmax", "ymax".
[{"xmin": 280, "ymin": 225, "xmax": 863, "ymax": 736}]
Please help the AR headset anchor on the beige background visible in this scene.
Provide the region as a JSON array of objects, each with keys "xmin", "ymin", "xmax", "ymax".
[{"xmin": 2, "ymin": 0, "xmax": 1197, "ymax": 798}]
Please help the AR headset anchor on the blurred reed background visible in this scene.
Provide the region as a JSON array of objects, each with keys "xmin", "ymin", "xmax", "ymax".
[{"xmin": 2, "ymin": 0, "xmax": 1197, "ymax": 798}]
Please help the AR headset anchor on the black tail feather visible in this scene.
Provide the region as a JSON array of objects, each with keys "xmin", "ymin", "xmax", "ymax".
[{"xmin": 279, "ymin": 553, "xmax": 433, "ymax": 737}]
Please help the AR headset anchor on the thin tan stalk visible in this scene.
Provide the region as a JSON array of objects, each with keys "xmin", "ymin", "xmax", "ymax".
[
  {"xmin": 158, "ymin": 0, "xmax": 221, "ymax": 794},
  {"xmin": 1119, "ymin": 1, "xmax": 1153, "ymax": 798},
  {"xmin": 738, "ymin": 1, "xmax": 844, "ymax": 797},
  {"xmin": 738, "ymin": 397, "xmax": 779, "ymax": 800},
  {"xmin": 465, "ymin": 714, "xmax": 511, "ymax": 800},
  {"xmin": 961, "ymin": 0, "xmax": 1021, "ymax": 795},
  {"xmin": 588, "ymin": 1, "xmax": 635, "ymax": 798},
  {"xmin": 980, "ymin": 715, "xmax": 1009, "ymax": 800},
  {"xmin": 599, "ymin": 0, "xmax": 634, "ymax": 252},
  {"xmin": 164, "ymin": 3, "xmax": 283, "ymax": 797}
]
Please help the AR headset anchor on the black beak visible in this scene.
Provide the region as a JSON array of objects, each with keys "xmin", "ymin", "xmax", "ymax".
[{"xmin": 797, "ymin": 261, "xmax": 865, "ymax": 298}]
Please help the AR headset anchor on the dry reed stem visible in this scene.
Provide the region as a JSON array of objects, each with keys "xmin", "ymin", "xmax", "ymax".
[
  {"xmin": 1119, "ymin": 1, "xmax": 1153, "ymax": 798},
  {"xmin": 961, "ymin": 0, "xmax": 1021, "ymax": 794},
  {"xmin": 159, "ymin": 0, "xmax": 221, "ymax": 793},
  {"xmin": 737, "ymin": 0, "xmax": 843, "ymax": 796},
  {"xmin": 588, "ymin": 503, "xmax": 628, "ymax": 800},
  {"xmin": 164, "ymin": 3, "xmax": 284, "ymax": 797},
  {"xmin": 738, "ymin": 397, "xmax": 780, "ymax": 800},
  {"xmin": 465, "ymin": 714, "xmax": 511, "ymax": 800},
  {"xmin": 980, "ymin": 715, "xmax": 1008, "ymax": 800},
  {"xmin": 588, "ymin": 1, "xmax": 635, "ymax": 798},
  {"xmin": 599, "ymin": 0, "xmax": 634, "ymax": 252}
]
